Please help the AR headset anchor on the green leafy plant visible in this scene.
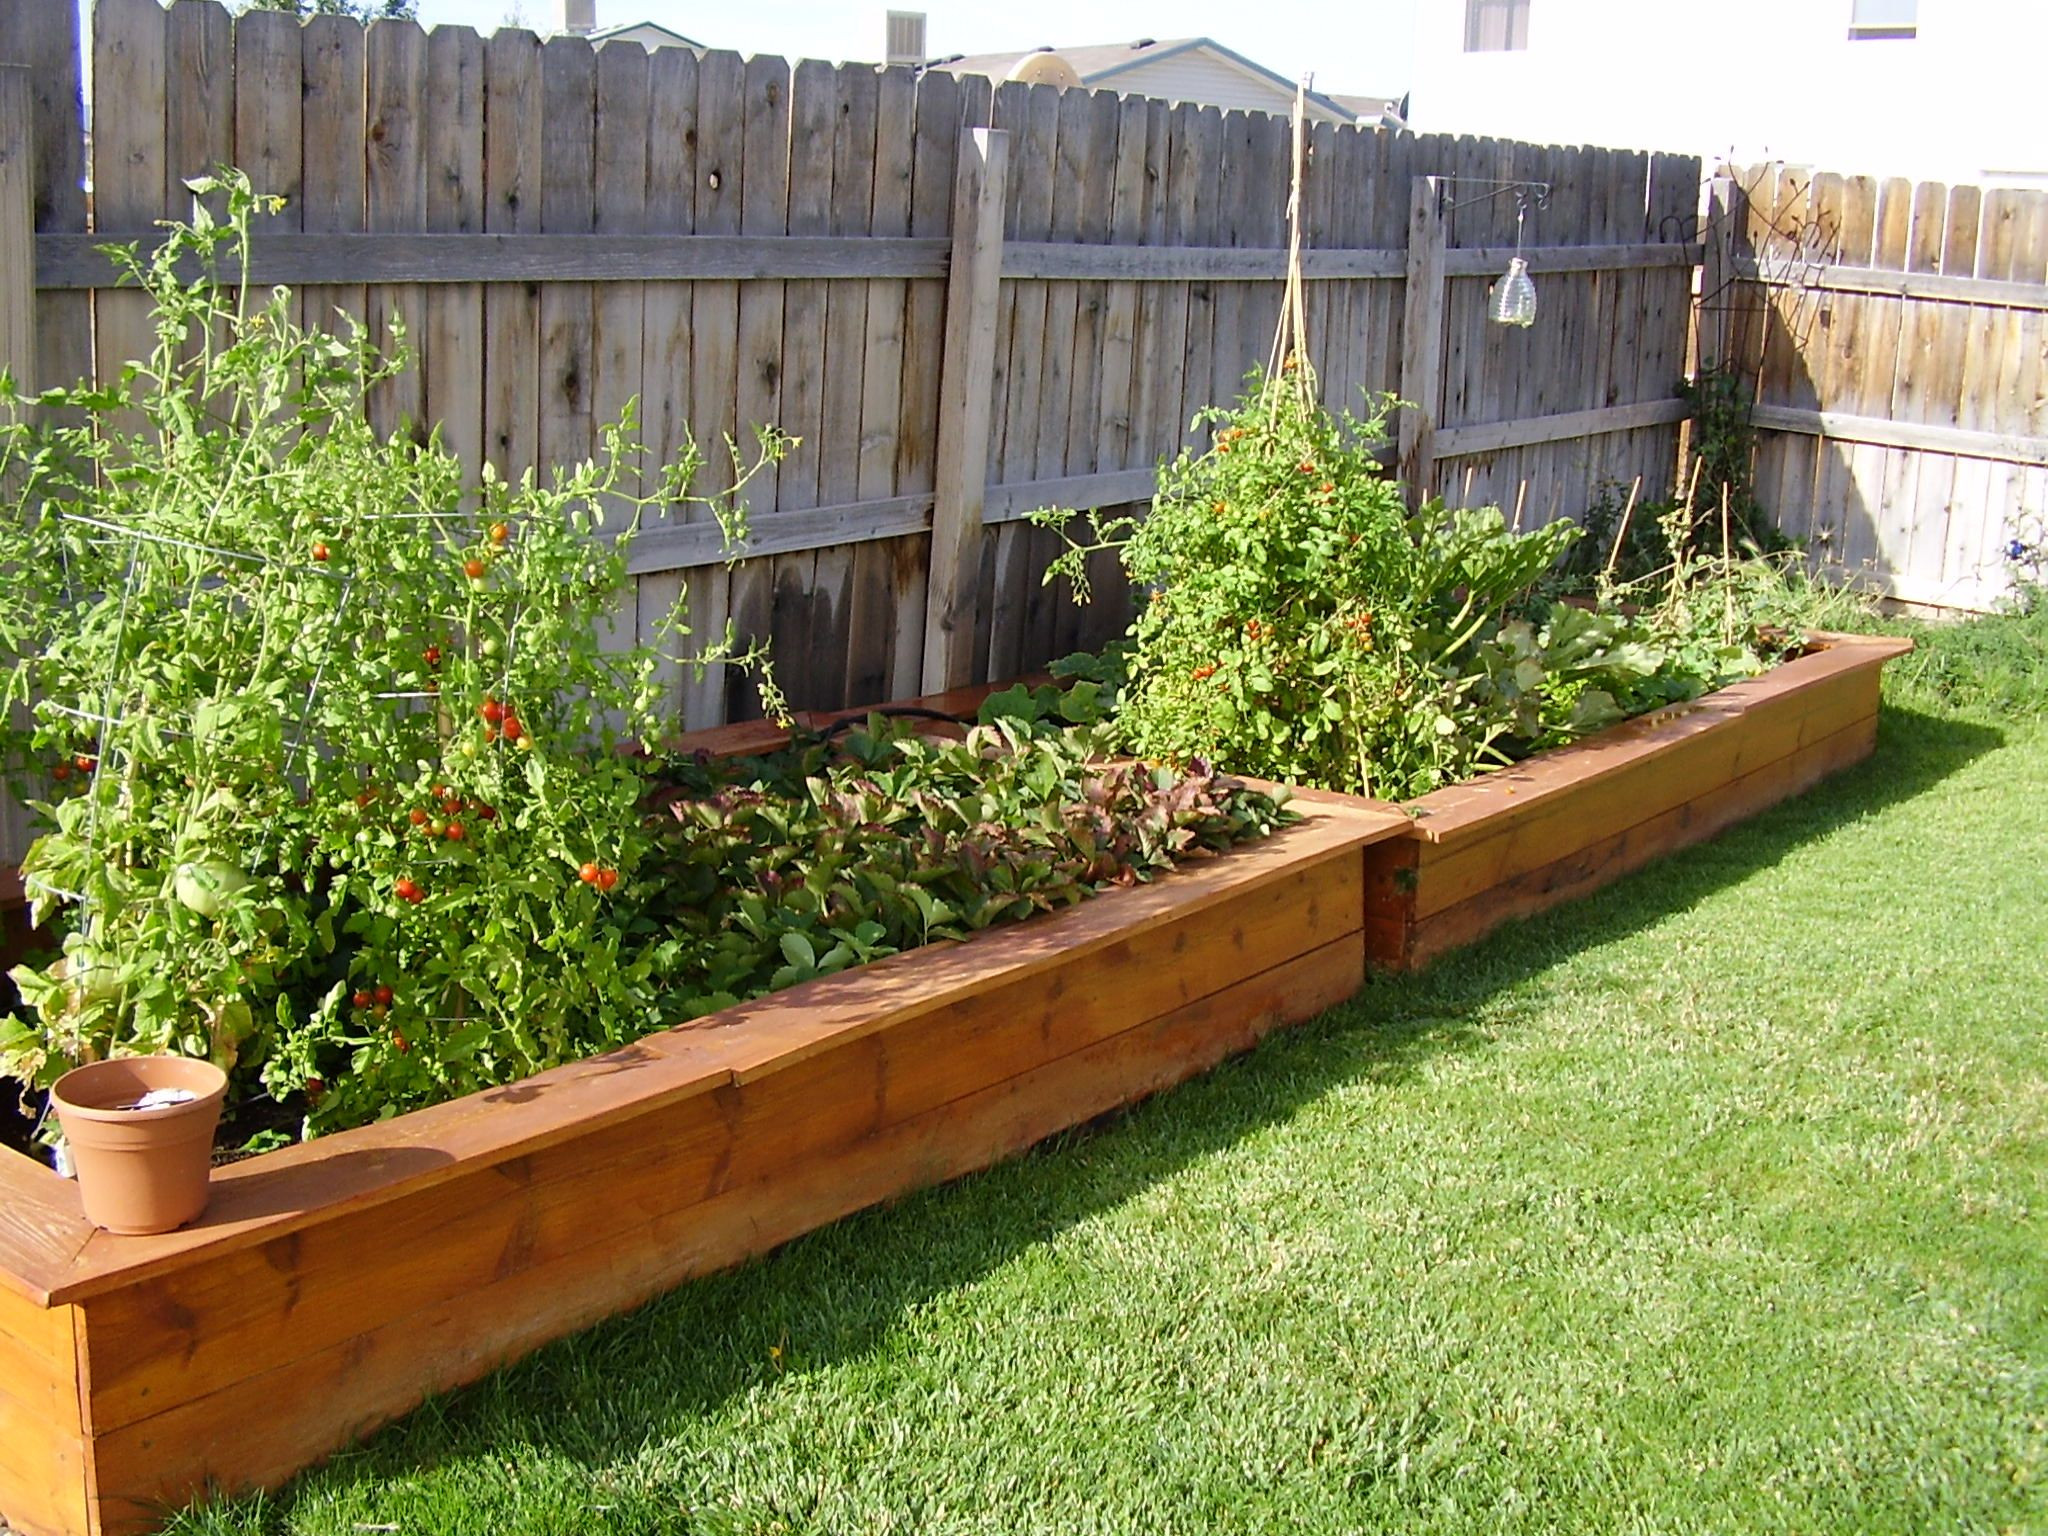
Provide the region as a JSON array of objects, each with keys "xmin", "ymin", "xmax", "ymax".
[
  {"xmin": 1032, "ymin": 370, "xmax": 1743, "ymax": 800},
  {"xmin": 0, "ymin": 173, "xmax": 785, "ymax": 1136}
]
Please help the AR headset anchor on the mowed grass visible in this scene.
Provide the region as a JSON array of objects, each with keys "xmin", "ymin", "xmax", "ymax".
[{"xmin": 171, "ymin": 615, "xmax": 2048, "ymax": 1536}]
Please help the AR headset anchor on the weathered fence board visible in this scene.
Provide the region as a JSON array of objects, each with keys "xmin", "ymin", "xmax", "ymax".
[{"xmin": 1719, "ymin": 160, "xmax": 2048, "ymax": 612}]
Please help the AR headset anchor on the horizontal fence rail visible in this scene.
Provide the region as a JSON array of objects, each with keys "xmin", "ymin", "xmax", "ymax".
[{"xmin": 33, "ymin": 234, "xmax": 1706, "ymax": 289}]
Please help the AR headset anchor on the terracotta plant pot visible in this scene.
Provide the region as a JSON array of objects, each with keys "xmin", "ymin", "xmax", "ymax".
[{"xmin": 51, "ymin": 1055, "xmax": 228, "ymax": 1235}]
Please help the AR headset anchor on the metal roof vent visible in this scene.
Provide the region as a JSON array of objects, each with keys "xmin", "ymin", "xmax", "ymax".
[{"xmin": 885, "ymin": 11, "xmax": 928, "ymax": 67}]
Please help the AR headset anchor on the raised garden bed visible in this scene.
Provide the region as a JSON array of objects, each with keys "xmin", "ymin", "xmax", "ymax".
[
  {"xmin": 1331, "ymin": 632, "xmax": 1913, "ymax": 970},
  {"xmin": 0, "ymin": 795, "xmax": 1404, "ymax": 1536}
]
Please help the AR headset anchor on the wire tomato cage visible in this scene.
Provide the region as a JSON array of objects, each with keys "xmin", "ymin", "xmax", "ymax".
[{"xmin": 28, "ymin": 504, "xmax": 521, "ymax": 909}]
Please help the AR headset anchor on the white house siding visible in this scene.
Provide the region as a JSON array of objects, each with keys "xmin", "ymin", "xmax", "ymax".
[
  {"xmin": 1105, "ymin": 53, "xmax": 1352, "ymax": 124},
  {"xmin": 1407, "ymin": 0, "xmax": 2048, "ymax": 187}
]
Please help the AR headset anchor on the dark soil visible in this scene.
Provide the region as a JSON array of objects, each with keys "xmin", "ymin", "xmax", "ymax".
[{"xmin": 1, "ymin": 1078, "xmax": 45, "ymax": 1161}]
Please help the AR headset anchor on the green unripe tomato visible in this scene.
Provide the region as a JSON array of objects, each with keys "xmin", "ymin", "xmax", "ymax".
[
  {"xmin": 64, "ymin": 945, "xmax": 123, "ymax": 1007},
  {"xmin": 174, "ymin": 859, "xmax": 251, "ymax": 918}
]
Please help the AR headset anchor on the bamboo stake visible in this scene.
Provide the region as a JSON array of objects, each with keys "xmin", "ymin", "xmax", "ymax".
[
  {"xmin": 1511, "ymin": 478, "xmax": 1528, "ymax": 532},
  {"xmin": 1603, "ymin": 473, "xmax": 1643, "ymax": 579},
  {"xmin": 1721, "ymin": 480, "xmax": 1736, "ymax": 645}
]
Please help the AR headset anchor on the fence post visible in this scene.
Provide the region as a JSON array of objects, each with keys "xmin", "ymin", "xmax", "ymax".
[
  {"xmin": 922, "ymin": 125, "xmax": 1009, "ymax": 694},
  {"xmin": 1397, "ymin": 174, "xmax": 1446, "ymax": 509},
  {"xmin": 0, "ymin": 65, "xmax": 34, "ymax": 402}
]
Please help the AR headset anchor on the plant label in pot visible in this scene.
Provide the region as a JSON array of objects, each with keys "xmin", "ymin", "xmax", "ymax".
[{"xmin": 51, "ymin": 1055, "xmax": 228, "ymax": 1235}]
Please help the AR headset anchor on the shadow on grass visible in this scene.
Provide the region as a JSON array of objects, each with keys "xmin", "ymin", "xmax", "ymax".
[{"xmin": 250, "ymin": 702, "xmax": 2009, "ymax": 1511}]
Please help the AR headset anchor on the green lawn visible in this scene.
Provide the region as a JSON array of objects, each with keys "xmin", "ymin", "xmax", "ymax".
[{"xmin": 174, "ymin": 614, "xmax": 2048, "ymax": 1536}]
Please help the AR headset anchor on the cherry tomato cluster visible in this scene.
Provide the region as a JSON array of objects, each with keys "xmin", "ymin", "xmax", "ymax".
[
  {"xmin": 478, "ymin": 696, "xmax": 526, "ymax": 746},
  {"xmin": 50, "ymin": 752, "xmax": 96, "ymax": 785},
  {"xmin": 401, "ymin": 782, "xmax": 494, "ymax": 844},
  {"xmin": 349, "ymin": 983, "xmax": 395, "ymax": 1025},
  {"xmin": 579, "ymin": 861, "xmax": 620, "ymax": 892}
]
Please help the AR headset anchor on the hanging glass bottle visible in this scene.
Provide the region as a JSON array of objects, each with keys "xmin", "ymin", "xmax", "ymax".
[
  {"xmin": 1491, "ymin": 197, "xmax": 1538, "ymax": 327},
  {"xmin": 1491, "ymin": 257, "xmax": 1537, "ymax": 326}
]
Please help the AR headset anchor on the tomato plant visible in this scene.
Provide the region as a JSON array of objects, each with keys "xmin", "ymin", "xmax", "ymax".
[
  {"xmin": 0, "ymin": 173, "xmax": 789, "ymax": 1141},
  {"xmin": 1032, "ymin": 367, "xmax": 1765, "ymax": 800}
]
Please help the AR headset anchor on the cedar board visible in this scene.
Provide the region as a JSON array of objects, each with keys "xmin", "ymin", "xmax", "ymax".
[{"xmin": 1333, "ymin": 632, "xmax": 1912, "ymax": 970}]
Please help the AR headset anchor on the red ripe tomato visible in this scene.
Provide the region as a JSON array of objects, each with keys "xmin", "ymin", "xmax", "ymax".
[
  {"xmin": 312, "ymin": 541, "xmax": 330, "ymax": 562},
  {"xmin": 51, "ymin": 761, "xmax": 70, "ymax": 782},
  {"xmin": 489, "ymin": 521, "xmax": 510, "ymax": 545},
  {"xmin": 424, "ymin": 644, "xmax": 443, "ymax": 668},
  {"xmin": 394, "ymin": 877, "xmax": 423, "ymax": 904},
  {"xmin": 579, "ymin": 862, "xmax": 601, "ymax": 885},
  {"xmin": 475, "ymin": 804, "xmax": 497, "ymax": 821},
  {"xmin": 304, "ymin": 1077, "xmax": 325, "ymax": 1102},
  {"xmin": 409, "ymin": 807, "xmax": 430, "ymax": 827},
  {"xmin": 356, "ymin": 789, "xmax": 377, "ymax": 809},
  {"xmin": 374, "ymin": 984, "xmax": 394, "ymax": 1006},
  {"xmin": 479, "ymin": 698, "xmax": 504, "ymax": 724},
  {"xmin": 444, "ymin": 821, "xmax": 465, "ymax": 842},
  {"xmin": 352, "ymin": 989, "xmax": 373, "ymax": 1009},
  {"xmin": 500, "ymin": 716, "xmax": 524, "ymax": 743},
  {"xmin": 74, "ymin": 754, "xmax": 96, "ymax": 774},
  {"xmin": 481, "ymin": 723, "xmax": 499, "ymax": 743},
  {"xmin": 463, "ymin": 557, "xmax": 486, "ymax": 580},
  {"xmin": 392, "ymin": 1032, "xmax": 409, "ymax": 1054},
  {"xmin": 596, "ymin": 867, "xmax": 618, "ymax": 891}
]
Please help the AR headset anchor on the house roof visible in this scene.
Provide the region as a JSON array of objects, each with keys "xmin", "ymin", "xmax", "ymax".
[
  {"xmin": 587, "ymin": 20, "xmax": 704, "ymax": 49},
  {"xmin": 932, "ymin": 36, "xmax": 1357, "ymax": 124}
]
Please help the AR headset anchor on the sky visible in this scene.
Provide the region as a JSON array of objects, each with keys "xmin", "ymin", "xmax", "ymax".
[{"xmin": 396, "ymin": 0, "xmax": 1415, "ymax": 97}]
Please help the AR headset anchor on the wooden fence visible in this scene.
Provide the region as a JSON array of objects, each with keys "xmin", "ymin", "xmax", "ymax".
[
  {"xmin": 1707, "ymin": 163, "xmax": 2048, "ymax": 613},
  {"xmin": 0, "ymin": 0, "xmax": 1702, "ymax": 864}
]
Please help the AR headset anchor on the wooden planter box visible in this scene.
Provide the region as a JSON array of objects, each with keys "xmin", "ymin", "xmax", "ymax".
[
  {"xmin": 0, "ymin": 799, "xmax": 1405, "ymax": 1536},
  {"xmin": 1342, "ymin": 633, "xmax": 1912, "ymax": 970}
]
